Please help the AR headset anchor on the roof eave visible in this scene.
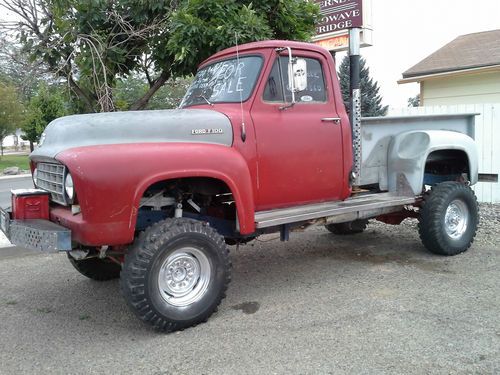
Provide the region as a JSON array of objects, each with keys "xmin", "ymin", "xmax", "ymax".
[{"xmin": 399, "ymin": 64, "xmax": 500, "ymax": 84}]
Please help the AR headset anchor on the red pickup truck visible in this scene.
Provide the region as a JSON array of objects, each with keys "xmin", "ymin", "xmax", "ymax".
[{"xmin": 1, "ymin": 40, "xmax": 479, "ymax": 332}]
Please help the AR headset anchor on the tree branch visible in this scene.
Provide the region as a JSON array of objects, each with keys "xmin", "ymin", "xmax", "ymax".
[
  {"xmin": 67, "ymin": 75, "xmax": 95, "ymax": 113},
  {"xmin": 130, "ymin": 70, "xmax": 170, "ymax": 110}
]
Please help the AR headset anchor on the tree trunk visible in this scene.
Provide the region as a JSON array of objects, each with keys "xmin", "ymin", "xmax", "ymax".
[
  {"xmin": 68, "ymin": 76, "xmax": 96, "ymax": 113},
  {"xmin": 30, "ymin": 141, "xmax": 34, "ymax": 152},
  {"xmin": 130, "ymin": 70, "xmax": 170, "ymax": 111}
]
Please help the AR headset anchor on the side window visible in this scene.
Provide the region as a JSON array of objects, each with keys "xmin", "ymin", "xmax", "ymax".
[{"xmin": 263, "ymin": 57, "xmax": 327, "ymax": 103}]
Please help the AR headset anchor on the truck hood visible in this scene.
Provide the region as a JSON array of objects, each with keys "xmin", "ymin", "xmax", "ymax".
[{"xmin": 30, "ymin": 109, "xmax": 233, "ymax": 160}]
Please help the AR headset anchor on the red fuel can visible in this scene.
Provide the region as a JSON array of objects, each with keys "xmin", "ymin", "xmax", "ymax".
[{"xmin": 11, "ymin": 189, "xmax": 50, "ymax": 220}]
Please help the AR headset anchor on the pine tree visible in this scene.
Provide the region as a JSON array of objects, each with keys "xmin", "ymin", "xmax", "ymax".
[{"xmin": 338, "ymin": 56, "xmax": 388, "ymax": 117}]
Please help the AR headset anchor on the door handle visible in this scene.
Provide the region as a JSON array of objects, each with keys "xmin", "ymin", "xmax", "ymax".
[{"xmin": 321, "ymin": 117, "xmax": 341, "ymax": 124}]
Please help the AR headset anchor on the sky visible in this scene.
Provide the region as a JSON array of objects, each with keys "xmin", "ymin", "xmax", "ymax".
[{"xmin": 341, "ymin": 0, "xmax": 500, "ymax": 109}]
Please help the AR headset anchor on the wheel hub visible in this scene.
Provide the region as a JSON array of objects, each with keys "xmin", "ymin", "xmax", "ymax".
[
  {"xmin": 444, "ymin": 200, "xmax": 469, "ymax": 239},
  {"xmin": 158, "ymin": 248, "xmax": 211, "ymax": 307}
]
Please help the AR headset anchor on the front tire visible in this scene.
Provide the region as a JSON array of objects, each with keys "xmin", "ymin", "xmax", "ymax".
[
  {"xmin": 120, "ymin": 218, "xmax": 231, "ymax": 332},
  {"xmin": 418, "ymin": 182, "xmax": 478, "ymax": 256}
]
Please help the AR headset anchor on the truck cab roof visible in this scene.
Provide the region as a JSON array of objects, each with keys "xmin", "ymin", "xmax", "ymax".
[{"xmin": 200, "ymin": 39, "xmax": 332, "ymax": 68}]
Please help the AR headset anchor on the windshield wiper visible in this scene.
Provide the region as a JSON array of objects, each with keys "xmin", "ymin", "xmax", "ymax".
[{"xmin": 196, "ymin": 94, "xmax": 214, "ymax": 106}]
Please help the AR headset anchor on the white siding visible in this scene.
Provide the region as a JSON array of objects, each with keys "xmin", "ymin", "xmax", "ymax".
[
  {"xmin": 422, "ymin": 71, "xmax": 500, "ymax": 106},
  {"xmin": 389, "ymin": 104, "xmax": 500, "ymax": 203}
]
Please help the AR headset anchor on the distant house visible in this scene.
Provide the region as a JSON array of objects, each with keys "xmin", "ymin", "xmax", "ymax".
[
  {"xmin": 398, "ymin": 29, "xmax": 500, "ymax": 106},
  {"xmin": 2, "ymin": 129, "xmax": 28, "ymax": 150},
  {"xmin": 395, "ymin": 30, "xmax": 500, "ymax": 203}
]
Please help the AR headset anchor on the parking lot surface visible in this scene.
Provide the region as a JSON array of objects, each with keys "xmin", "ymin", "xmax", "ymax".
[{"xmin": 0, "ymin": 210, "xmax": 498, "ymax": 374}]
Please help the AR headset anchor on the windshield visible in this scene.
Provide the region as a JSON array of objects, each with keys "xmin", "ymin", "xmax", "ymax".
[{"xmin": 180, "ymin": 56, "xmax": 263, "ymax": 107}]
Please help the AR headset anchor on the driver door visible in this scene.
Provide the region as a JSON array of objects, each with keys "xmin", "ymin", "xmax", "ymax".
[{"xmin": 250, "ymin": 51, "xmax": 345, "ymax": 211}]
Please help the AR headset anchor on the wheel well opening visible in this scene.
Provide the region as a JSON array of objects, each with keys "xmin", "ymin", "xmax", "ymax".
[
  {"xmin": 424, "ymin": 150, "xmax": 470, "ymax": 184},
  {"xmin": 137, "ymin": 177, "xmax": 238, "ymax": 237}
]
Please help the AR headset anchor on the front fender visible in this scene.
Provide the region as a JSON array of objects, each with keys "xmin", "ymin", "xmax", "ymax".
[
  {"xmin": 56, "ymin": 143, "xmax": 255, "ymax": 245},
  {"xmin": 387, "ymin": 130, "xmax": 478, "ymax": 195}
]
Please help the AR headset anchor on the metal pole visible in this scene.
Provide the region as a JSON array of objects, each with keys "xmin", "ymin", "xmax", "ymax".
[{"xmin": 349, "ymin": 28, "xmax": 362, "ymax": 186}]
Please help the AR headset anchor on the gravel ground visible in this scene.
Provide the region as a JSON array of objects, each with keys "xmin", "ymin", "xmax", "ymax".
[{"xmin": 0, "ymin": 204, "xmax": 498, "ymax": 374}]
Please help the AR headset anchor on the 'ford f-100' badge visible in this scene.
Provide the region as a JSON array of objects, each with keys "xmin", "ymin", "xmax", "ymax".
[{"xmin": 191, "ymin": 128, "xmax": 224, "ymax": 135}]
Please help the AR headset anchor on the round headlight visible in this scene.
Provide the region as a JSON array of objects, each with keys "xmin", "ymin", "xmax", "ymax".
[
  {"xmin": 65, "ymin": 173, "xmax": 74, "ymax": 201},
  {"xmin": 33, "ymin": 168, "xmax": 38, "ymax": 186}
]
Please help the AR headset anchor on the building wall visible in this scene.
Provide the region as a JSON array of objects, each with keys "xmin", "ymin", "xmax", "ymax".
[
  {"xmin": 389, "ymin": 104, "xmax": 500, "ymax": 203},
  {"xmin": 422, "ymin": 71, "xmax": 500, "ymax": 106}
]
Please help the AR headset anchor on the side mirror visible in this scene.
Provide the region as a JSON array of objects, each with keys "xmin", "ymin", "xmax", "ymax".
[{"xmin": 288, "ymin": 58, "xmax": 308, "ymax": 93}]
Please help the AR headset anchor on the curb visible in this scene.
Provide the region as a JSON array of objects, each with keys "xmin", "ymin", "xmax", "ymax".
[{"xmin": 0, "ymin": 174, "xmax": 32, "ymax": 180}]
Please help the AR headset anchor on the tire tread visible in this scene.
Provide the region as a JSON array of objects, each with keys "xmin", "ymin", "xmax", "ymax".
[{"xmin": 120, "ymin": 218, "xmax": 231, "ymax": 332}]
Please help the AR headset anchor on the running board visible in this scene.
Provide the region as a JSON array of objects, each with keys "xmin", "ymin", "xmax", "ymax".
[{"xmin": 254, "ymin": 193, "xmax": 416, "ymax": 228}]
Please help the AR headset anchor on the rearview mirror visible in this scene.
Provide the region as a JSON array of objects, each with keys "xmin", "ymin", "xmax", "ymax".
[{"xmin": 288, "ymin": 58, "xmax": 308, "ymax": 93}]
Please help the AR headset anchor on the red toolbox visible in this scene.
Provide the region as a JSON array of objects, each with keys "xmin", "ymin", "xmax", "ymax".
[{"xmin": 11, "ymin": 189, "xmax": 50, "ymax": 220}]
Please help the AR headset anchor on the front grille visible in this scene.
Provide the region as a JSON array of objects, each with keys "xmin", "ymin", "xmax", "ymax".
[{"xmin": 36, "ymin": 163, "xmax": 67, "ymax": 205}]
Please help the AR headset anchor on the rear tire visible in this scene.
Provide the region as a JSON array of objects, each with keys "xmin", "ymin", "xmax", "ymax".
[
  {"xmin": 325, "ymin": 219, "xmax": 368, "ymax": 235},
  {"xmin": 68, "ymin": 254, "xmax": 121, "ymax": 281},
  {"xmin": 120, "ymin": 218, "xmax": 231, "ymax": 332},
  {"xmin": 418, "ymin": 182, "xmax": 478, "ymax": 256}
]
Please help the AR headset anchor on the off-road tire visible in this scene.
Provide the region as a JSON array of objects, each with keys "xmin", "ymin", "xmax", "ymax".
[
  {"xmin": 325, "ymin": 219, "xmax": 368, "ymax": 235},
  {"xmin": 418, "ymin": 182, "xmax": 478, "ymax": 256},
  {"xmin": 120, "ymin": 218, "xmax": 231, "ymax": 332},
  {"xmin": 68, "ymin": 254, "xmax": 121, "ymax": 281}
]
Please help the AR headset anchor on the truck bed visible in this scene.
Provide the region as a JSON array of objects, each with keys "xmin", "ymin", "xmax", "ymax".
[{"xmin": 360, "ymin": 113, "xmax": 477, "ymax": 189}]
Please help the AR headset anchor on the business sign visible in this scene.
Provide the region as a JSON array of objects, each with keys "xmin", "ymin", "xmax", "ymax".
[
  {"xmin": 314, "ymin": 34, "xmax": 350, "ymax": 51},
  {"xmin": 312, "ymin": 0, "xmax": 373, "ymax": 52},
  {"xmin": 315, "ymin": 0, "xmax": 363, "ymax": 36}
]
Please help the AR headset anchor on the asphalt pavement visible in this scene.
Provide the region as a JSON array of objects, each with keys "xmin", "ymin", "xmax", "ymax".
[
  {"xmin": 0, "ymin": 175, "xmax": 33, "ymax": 247},
  {"xmin": 0, "ymin": 175, "xmax": 33, "ymax": 209},
  {"xmin": 0, "ymin": 217, "xmax": 498, "ymax": 374}
]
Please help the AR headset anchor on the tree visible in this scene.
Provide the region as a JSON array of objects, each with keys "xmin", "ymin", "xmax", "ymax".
[
  {"xmin": 23, "ymin": 84, "xmax": 67, "ymax": 151},
  {"xmin": 408, "ymin": 94, "xmax": 420, "ymax": 107},
  {"xmin": 0, "ymin": 83, "xmax": 24, "ymax": 156},
  {"xmin": 338, "ymin": 56, "xmax": 388, "ymax": 117},
  {"xmin": 0, "ymin": 36, "xmax": 46, "ymax": 101},
  {"xmin": 0, "ymin": 0, "xmax": 319, "ymax": 113},
  {"xmin": 114, "ymin": 75, "xmax": 193, "ymax": 111}
]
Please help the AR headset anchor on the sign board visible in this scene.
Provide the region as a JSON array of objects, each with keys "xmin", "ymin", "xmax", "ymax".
[
  {"xmin": 315, "ymin": 0, "xmax": 363, "ymax": 36},
  {"xmin": 312, "ymin": 0, "xmax": 373, "ymax": 52}
]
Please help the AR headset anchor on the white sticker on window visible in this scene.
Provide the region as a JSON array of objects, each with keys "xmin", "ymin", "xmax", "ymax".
[{"xmin": 301, "ymin": 95, "xmax": 313, "ymax": 102}]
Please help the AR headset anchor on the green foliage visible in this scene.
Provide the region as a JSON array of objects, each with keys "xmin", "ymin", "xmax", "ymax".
[
  {"xmin": 0, "ymin": 83, "xmax": 24, "ymax": 146},
  {"xmin": 147, "ymin": 77, "xmax": 193, "ymax": 110},
  {"xmin": 408, "ymin": 94, "xmax": 420, "ymax": 107},
  {"xmin": 167, "ymin": 0, "xmax": 319, "ymax": 76},
  {"xmin": 2, "ymin": 0, "xmax": 319, "ymax": 112},
  {"xmin": 23, "ymin": 84, "xmax": 67, "ymax": 146},
  {"xmin": 114, "ymin": 75, "xmax": 193, "ymax": 110},
  {"xmin": 339, "ymin": 56, "xmax": 388, "ymax": 117}
]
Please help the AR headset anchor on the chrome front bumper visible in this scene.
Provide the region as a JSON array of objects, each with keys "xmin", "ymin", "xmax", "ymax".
[{"xmin": 0, "ymin": 208, "xmax": 71, "ymax": 252}]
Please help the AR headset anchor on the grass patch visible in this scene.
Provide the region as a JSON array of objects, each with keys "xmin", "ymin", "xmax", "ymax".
[
  {"xmin": 0, "ymin": 155, "xmax": 30, "ymax": 171},
  {"xmin": 5, "ymin": 300, "xmax": 18, "ymax": 305}
]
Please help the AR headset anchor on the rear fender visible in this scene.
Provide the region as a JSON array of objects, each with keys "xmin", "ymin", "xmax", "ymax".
[{"xmin": 387, "ymin": 130, "xmax": 478, "ymax": 195}]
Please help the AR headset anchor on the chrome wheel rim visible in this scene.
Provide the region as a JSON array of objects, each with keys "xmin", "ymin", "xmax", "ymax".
[
  {"xmin": 158, "ymin": 248, "xmax": 211, "ymax": 307},
  {"xmin": 444, "ymin": 200, "xmax": 469, "ymax": 240}
]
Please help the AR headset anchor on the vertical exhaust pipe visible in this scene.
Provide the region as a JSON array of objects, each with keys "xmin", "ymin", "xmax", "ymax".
[{"xmin": 349, "ymin": 28, "xmax": 362, "ymax": 186}]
